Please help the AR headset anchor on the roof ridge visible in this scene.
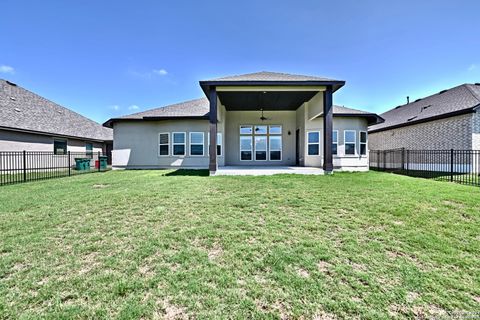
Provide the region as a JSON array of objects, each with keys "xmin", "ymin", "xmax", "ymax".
[
  {"xmin": 464, "ymin": 83, "xmax": 480, "ymax": 104},
  {"xmin": 124, "ymin": 97, "xmax": 207, "ymax": 117}
]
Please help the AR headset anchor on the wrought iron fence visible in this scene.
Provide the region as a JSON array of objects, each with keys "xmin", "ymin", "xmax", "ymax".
[
  {"xmin": 0, "ymin": 151, "xmax": 109, "ymax": 186},
  {"xmin": 370, "ymin": 148, "xmax": 480, "ymax": 187}
]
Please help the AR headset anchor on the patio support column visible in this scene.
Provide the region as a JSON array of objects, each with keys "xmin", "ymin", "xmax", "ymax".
[
  {"xmin": 323, "ymin": 86, "xmax": 334, "ymax": 173},
  {"xmin": 209, "ymin": 86, "xmax": 218, "ymax": 175}
]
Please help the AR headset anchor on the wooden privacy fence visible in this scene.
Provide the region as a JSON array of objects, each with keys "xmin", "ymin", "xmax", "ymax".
[
  {"xmin": 0, "ymin": 151, "xmax": 109, "ymax": 186},
  {"xmin": 370, "ymin": 148, "xmax": 480, "ymax": 187}
]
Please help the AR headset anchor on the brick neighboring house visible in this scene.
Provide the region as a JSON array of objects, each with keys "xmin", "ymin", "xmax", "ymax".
[{"xmin": 369, "ymin": 83, "xmax": 480, "ymax": 150}]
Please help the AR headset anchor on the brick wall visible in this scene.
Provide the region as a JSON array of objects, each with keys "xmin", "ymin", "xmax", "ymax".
[
  {"xmin": 369, "ymin": 113, "xmax": 473, "ymax": 150},
  {"xmin": 472, "ymin": 110, "xmax": 480, "ymax": 150}
]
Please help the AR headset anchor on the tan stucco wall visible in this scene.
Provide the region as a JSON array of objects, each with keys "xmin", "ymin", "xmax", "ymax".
[
  {"xmin": 369, "ymin": 113, "xmax": 474, "ymax": 150},
  {"xmin": 112, "ymin": 120, "xmax": 224, "ymax": 169},
  {"xmin": 224, "ymin": 110, "xmax": 297, "ymax": 166},
  {"xmin": 0, "ymin": 129, "xmax": 104, "ymax": 153}
]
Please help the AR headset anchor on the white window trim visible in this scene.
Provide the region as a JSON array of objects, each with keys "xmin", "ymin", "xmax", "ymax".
[
  {"xmin": 53, "ymin": 138, "xmax": 68, "ymax": 155},
  {"xmin": 240, "ymin": 125, "xmax": 253, "ymax": 135},
  {"xmin": 189, "ymin": 132, "xmax": 204, "ymax": 156},
  {"xmin": 307, "ymin": 131, "xmax": 321, "ymax": 156},
  {"xmin": 344, "ymin": 130, "xmax": 357, "ymax": 156},
  {"xmin": 208, "ymin": 132, "xmax": 223, "ymax": 157},
  {"xmin": 360, "ymin": 131, "xmax": 367, "ymax": 156},
  {"xmin": 332, "ymin": 130, "xmax": 338, "ymax": 156},
  {"xmin": 254, "ymin": 135, "xmax": 268, "ymax": 161},
  {"xmin": 239, "ymin": 136, "xmax": 253, "ymax": 161},
  {"xmin": 172, "ymin": 132, "xmax": 186, "ymax": 156},
  {"xmin": 158, "ymin": 132, "xmax": 170, "ymax": 157},
  {"xmin": 269, "ymin": 135, "xmax": 282, "ymax": 161}
]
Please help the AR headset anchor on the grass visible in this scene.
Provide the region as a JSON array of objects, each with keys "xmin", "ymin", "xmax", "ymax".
[{"xmin": 0, "ymin": 170, "xmax": 479, "ymax": 319}]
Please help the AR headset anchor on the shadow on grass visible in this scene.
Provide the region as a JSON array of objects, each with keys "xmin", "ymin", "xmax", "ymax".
[{"xmin": 164, "ymin": 169, "xmax": 209, "ymax": 177}]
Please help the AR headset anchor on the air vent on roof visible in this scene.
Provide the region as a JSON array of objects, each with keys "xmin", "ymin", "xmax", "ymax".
[
  {"xmin": 414, "ymin": 98, "xmax": 422, "ymax": 102},
  {"xmin": 394, "ymin": 105, "xmax": 402, "ymax": 109},
  {"xmin": 407, "ymin": 116, "xmax": 417, "ymax": 121},
  {"xmin": 6, "ymin": 80, "xmax": 17, "ymax": 86},
  {"xmin": 438, "ymin": 89, "xmax": 448, "ymax": 94},
  {"xmin": 421, "ymin": 105, "xmax": 431, "ymax": 112},
  {"xmin": 14, "ymin": 108, "xmax": 21, "ymax": 112},
  {"xmin": 475, "ymin": 83, "xmax": 480, "ymax": 86},
  {"xmin": 10, "ymin": 97, "xmax": 16, "ymax": 101}
]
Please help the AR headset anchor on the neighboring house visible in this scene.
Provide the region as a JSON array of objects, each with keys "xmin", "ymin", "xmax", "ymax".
[
  {"xmin": 369, "ymin": 83, "xmax": 480, "ymax": 150},
  {"xmin": 104, "ymin": 71, "xmax": 383, "ymax": 174},
  {"xmin": 0, "ymin": 79, "xmax": 113, "ymax": 155}
]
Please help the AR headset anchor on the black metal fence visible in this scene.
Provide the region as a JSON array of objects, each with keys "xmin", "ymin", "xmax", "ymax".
[
  {"xmin": 0, "ymin": 151, "xmax": 109, "ymax": 186},
  {"xmin": 370, "ymin": 148, "xmax": 480, "ymax": 187}
]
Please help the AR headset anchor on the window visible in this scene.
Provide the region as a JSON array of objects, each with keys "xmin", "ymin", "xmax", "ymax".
[
  {"xmin": 207, "ymin": 132, "xmax": 223, "ymax": 156},
  {"xmin": 54, "ymin": 139, "xmax": 67, "ymax": 155},
  {"xmin": 307, "ymin": 131, "xmax": 320, "ymax": 156},
  {"xmin": 255, "ymin": 136, "xmax": 267, "ymax": 160},
  {"xmin": 172, "ymin": 132, "xmax": 186, "ymax": 156},
  {"xmin": 240, "ymin": 125, "xmax": 252, "ymax": 135},
  {"xmin": 269, "ymin": 125, "xmax": 282, "ymax": 135},
  {"xmin": 86, "ymin": 143, "xmax": 93, "ymax": 158},
  {"xmin": 269, "ymin": 136, "xmax": 282, "ymax": 161},
  {"xmin": 332, "ymin": 130, "xmax": 338, "ymax": 155},
  {"xmin": 159, "ymin": 133, "xmax": 169, "ymax": 156},
  {"xmin": 360, "ymin": 131, "xmax": 367, "ymax": 155},
  {"xmin": 189, "ymin": 132, "xmax": 204, "ymax": 156},
  {"xmin": 216, "ymin": 133, "xmax": 222, "ymax": 156},
  {"xmin": 344, "ymin": 130, "xmax": 356, "ymax": 155},
  {"xmin": 240, "ymin": 136, "xmax": 252, "ymax": 161},
  {"xmin": 254, "ymin": 125, "xmax": 267, "ymax": 135}
]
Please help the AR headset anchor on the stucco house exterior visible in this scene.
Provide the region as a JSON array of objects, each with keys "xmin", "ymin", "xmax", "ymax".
[
  {"xmin": 0, "ymin": 79, "xmax": 113, "ymax": 155},
  {"xmin": 369, "ymin": 83, "xmax": 480, "ymax": 150},
  {"xmin": 104, "ymin": 72, "xmax": 383, "ymax": 175}
]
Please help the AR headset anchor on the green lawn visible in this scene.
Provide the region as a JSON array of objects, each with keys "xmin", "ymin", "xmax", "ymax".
[{"xmin": 0, "ymin": 171, "xmax": 479, "ymax": 319}]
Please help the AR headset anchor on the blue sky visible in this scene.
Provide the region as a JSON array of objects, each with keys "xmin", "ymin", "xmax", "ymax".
[{"xmin": 1, "ymin": 0, "xmax": 479, "ymax": 123}]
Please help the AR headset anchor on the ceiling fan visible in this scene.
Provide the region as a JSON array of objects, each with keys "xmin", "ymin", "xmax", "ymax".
[{"xmin": 259, "ymin": 108, "xmax": 271, "ymax": 121}]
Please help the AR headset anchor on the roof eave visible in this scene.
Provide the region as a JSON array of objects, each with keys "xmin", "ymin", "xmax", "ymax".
[
  {"xmin": 199, "ymin": 80, "xmax": 346, "ymax": 97},
  {"xmin": 0, "ymin": 125, "xmax": 112, "ymax": 142},
  {"xmin": 103, "ymin": 115, "xmax": 209, "ymax": 128},
  {"xmin": 368, "ymin": 108, "xmax": 476, "ymax": 133}
]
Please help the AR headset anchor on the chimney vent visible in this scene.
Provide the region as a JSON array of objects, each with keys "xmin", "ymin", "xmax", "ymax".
[{"xmin": 407, "ymin": 96, "xmax": 410, "ymax": 104}]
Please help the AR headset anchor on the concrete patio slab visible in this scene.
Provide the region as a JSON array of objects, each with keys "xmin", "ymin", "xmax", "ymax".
[{"xmin": 215, "ymin": 166, "xmax": 324, "ymax": 176}]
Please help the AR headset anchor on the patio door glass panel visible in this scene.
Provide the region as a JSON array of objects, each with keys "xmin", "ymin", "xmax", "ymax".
[
  {"xmin": 269, "ymin": 136, "xmax": 282, "ymax": 161},
  {"xmin": 255, "ymin": 136, "xmax": 267, "ymax": 161}
]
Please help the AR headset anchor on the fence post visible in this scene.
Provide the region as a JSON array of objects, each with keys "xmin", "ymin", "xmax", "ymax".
[
  {"xmin": 383, "ymin": 150, "xmax": 386, "ymax": 171},
  {"xmin": 98, "ymin": 151, "xmax": 101, "ymax": 172},
  {"xmin": 68, "ymin": 151, "xmax": 71, "ymax": 176},
  {"xmin": 401, "ymin": 147, "xmax": 405, "ymax": 172},
  {"xmin": 23, "ymin": 150, "xmax": 26, "ymax": 182},
  {"xmin": 406, "ymin": 149, "xmax": 409, "ymax": 174},
  {"xmin": 450, "ymin": 149, "xmax": 454, "ymax": 182}
]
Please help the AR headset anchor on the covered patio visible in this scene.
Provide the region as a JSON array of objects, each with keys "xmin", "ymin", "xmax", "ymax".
[
  {"xmin": 215, "ymin": 166, "xmax": 324, "ymax": 176},
  {"xmin": 199, "ymin": 72, "xmax": 345, "ymax": 176}
]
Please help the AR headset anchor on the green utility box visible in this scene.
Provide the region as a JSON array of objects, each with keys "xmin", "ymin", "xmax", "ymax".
[
  {"xmin": 74, "ymin": 158, "xmax": 90, "ymax": 171},
  {"xmin": 99, "ymin": 156, "xmax": 108, "ymax": 170}
]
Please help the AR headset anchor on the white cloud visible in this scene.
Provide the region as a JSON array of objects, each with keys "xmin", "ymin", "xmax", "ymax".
[
  {"xmin": 153, "ymin": 69, "xmax": 168, "ymax": 76},
  {"xmin": 468, "ymin": 64, "xmax": 477, "ymax": 71},
  {"xmin": 0, "ymin": 65, "xmax": 15, "ymax": 74},
  {"xmin": 109, "ymin": 105, "xmax": 120, "ymax": 111},
  {"xmin": 128, "ymin": 105, "xmax": 139, "ymax": 111}
]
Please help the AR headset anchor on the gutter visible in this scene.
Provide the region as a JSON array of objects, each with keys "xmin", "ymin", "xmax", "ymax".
[{"xmin": 103, "ymin": 115, "xmax": 209, "ymax": 128}]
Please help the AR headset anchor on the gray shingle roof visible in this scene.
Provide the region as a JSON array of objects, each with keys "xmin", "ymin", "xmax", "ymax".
[
  {"xmin": 105, "ymin": 97, "xmax": 382, "ymax": 126},
  {"xmin": 0, "ymin": 79, "xmax": 112, "ymax": 141},
  {"xmin": 369, "ymin": 83, "xmax": 480, "ymax": 132},
  {"xmin": 203, "ymin": 71, "xmax": 340, "ymax": 82}
]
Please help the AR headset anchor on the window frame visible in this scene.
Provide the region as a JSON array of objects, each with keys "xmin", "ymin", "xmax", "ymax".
[
  {"xmin": 332, "ymin": 130, "xmax": 338, "ymax": 156},
  {"xmin": 239, "ymin": 135, "xmax": 253, "ymax": 161},
  {"xmin": 189, "ymin": 132, "xmax": 204, "ymax": 157},
  {"xmin": 158, "ymin": 132, "xmax": 170, "ymax": 157},
  {"xmin": 53, "ymin": 139, "xmax": 67, "ymax": 155},
  {"xmin": 85, "ymin": 142, "xmax": 93, "ymax": 158},
  {"xmin": 240, "ymin": 125, "xmax": 253, "ymax": 135},
  {"xmin": 344, "ymin": 130, "xmax": 357, "ymax": 156},
  {"xmin": 269, "ymin": 135, "xmax": 282, "ymax": 161},
  {"xmin": 172, "ymin": 132, "xmax": 186, "ymax": 156},
  {"xmin": 307, "ymin": 131, "xmax": 321, "ymax": 156},
  {"xmin": 254, "ymin": 135, "xmax": 268, "ymax": 161},
  {"xmin": 254, "ymin": 125, "xmax": 268, "ymax": 135},
  {"xmin": 208, "ymin": 132, "xmax": 223, "ymax": 156},
  {"xmin": 360, "ymin": 131, "xmax": 367, "ymax": 156},
  {"xmin": 269, "ymin": 125, "xmax": 282, "ymax": 135}
]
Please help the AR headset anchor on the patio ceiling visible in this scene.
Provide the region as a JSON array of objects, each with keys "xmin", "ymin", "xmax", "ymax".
[{"xmin": 217, "ymin": 91, "xmax": 319, "ymax": 111}]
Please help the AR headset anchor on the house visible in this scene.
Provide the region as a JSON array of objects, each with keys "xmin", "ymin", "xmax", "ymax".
[
  {"xmin": 0, "ymin": 79, "xmax": 113, "ymax": 156},
  {"xmin": 369, "ymin": 83, "xmax": 480, "ymax": 150},
  {"xmin": 103, "ymin": 71, "xmax": 383, "ymax": 175}
]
